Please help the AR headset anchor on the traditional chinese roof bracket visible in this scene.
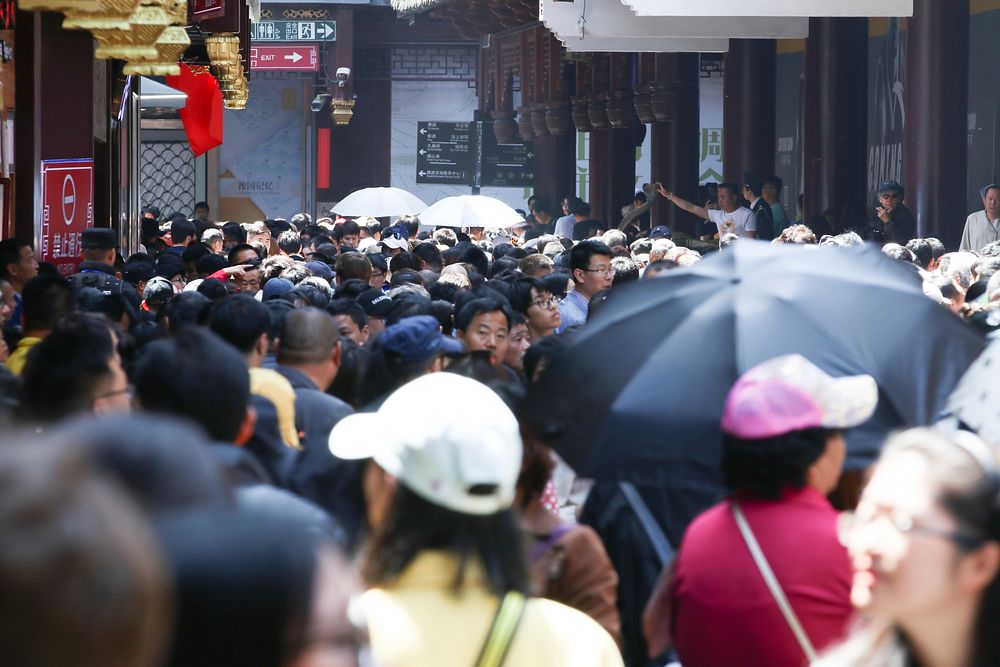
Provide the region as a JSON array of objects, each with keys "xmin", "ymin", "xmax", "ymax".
[{"xmin": 17, "ymin": 0, "xmax": 190, "ymax": 75}]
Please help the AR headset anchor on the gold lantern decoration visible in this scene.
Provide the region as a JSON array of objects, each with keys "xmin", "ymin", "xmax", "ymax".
[
  {"xmin": 206, "ymin": 32, "xmax": 249, "ymax": 109},
  {"xmin": 331, "ymin": 98, "xmax": 355, "ymax": 126}
]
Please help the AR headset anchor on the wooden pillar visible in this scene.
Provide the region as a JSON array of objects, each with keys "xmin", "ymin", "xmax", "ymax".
[
  {"xmin": 328, "ymin": 78, "xmax": 391, "ymax": 200},
  {"xmin": 588, "ymin": 54, "xmax": 611, "ymax": 222},
  {"xmin": 319, "ymin": 6, "xmax": 358, "ymax": 201},
  {"xmin": 533, "ymin": 133, "xmax": 575, "ymax": 212},
  {"xmin": 15, "ymin": 9, "xmax": 95, "ymax": 243},
  {"xmin": 650, "ymin": 53, "xmax": 700, "ymax": 235},
  {"xmin": 589, "ymin": 128, "xmax": 611, "ymax": 223},
  {"xmin": 803, "ymin": 18, "xmax": 868, "ymax": 222},
  {"xmin": 723, "ymin": 39, "xmax": 775, "ymax": 185},
  {"xmin": 608, "ymin": 125, "xmax": 636, "ymax": 227},
  {"xmin": 588, "ymin": 53, "xmax": 635, "ymax": 226},
  {"xmin": 905, "ymin": 0, "xmax": 969, "ymax": 246},
  {"xmin": 532, "ymin": 28, "xmax": 574, "ymax": 209}
]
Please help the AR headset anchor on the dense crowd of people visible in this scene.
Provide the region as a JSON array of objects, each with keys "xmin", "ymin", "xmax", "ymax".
[{"xmin": 1, "ymin": 177, "xmax": 1000, "ymax": 667}]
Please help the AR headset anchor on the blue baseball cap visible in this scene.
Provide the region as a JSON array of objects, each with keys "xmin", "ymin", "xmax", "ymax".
[
  {"xmin": 877, "ymin": 180, "xmax": 904, "ymax": 195},
  {"xmin": 306, "ymin": 261, "xmax": 334, "ymax": 281},
  {"xmin": 650, "ymin": 225, "xmax": 672, "ymax": 239},
  {"xmin": 379, "ymin": 315, "xmax": 463, "ymax": 364},
  {"xmin": 262, "ymin": 278, "xmax": 294, "ymax": 301}
]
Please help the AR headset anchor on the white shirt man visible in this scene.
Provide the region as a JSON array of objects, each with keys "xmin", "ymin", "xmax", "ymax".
[
  {"xmin": 960, "ymin": 185, "xmax": 1000, "ymax": 252},
  {"xmin": 658, "ymin": 183, "xmax": 757, "ymax": 239},
  {"xmin": 707, "ymin": 207, "xmax": 756, "ymax": 238}
]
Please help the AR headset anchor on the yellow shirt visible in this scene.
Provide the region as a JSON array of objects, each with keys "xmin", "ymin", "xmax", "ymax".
[
  {"xmin": 362, "ymin": 551, "xmax": 624, "ymax": 667},
  {"xmin": 248, "ymin": 367, "xmax": 300, "ymax": 450},
  {"xmin": 4, "ymin": 336, "xmax": 42, "ymax": 376}
]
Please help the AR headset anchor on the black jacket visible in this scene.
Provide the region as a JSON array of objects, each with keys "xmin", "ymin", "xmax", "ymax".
[
  {"xmin": 870, "ymin": 204, "xmax": 917, "ymax": 245},
  {"xmin": 71, "ymin": 261, "xmax": 137, "ymax": 301},
  {"xmin": 276, "ymin": 365, "xmax": 366, "ymax": 551},
  {"xmin": 751, "ymin": 198, "xmax": 775, "ymax": 241}
]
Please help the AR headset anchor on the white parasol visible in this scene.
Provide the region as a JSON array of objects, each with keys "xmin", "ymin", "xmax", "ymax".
[{"xmin": 331, "ymin": 187, "xmax": 429, "ymax": 217}]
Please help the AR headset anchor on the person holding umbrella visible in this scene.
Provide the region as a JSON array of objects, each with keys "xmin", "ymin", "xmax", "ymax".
[{"xmin": 645, "ymin": 354, "xmax": 877, "ymax": 667}]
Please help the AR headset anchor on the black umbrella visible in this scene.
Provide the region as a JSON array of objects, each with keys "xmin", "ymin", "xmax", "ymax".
[{"xmin": 523, "ymin": 241, "xmax": 984, "ymax": 540}]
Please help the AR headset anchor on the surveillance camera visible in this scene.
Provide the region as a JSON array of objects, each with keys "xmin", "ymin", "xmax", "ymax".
[
  {"xmin": 336, "ymin": 67, "xmax": 351, "ymax": 87},
  {"xmin": 311, "ymin": 94, "xmax": 330, "ymax": 113}
]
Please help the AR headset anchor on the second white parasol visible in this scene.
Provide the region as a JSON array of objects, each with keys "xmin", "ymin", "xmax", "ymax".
[{"xmin": 417, "ymin": 195, "xmax": 527, "ymax": 229}]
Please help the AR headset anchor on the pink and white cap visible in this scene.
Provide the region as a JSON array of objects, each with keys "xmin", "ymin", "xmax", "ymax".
[{"xmin": 721, "ymin": 354, "xmax": 878, "ymax": 440}]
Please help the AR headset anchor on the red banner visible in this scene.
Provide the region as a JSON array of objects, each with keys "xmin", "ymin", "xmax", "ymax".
[
  {"xmin": 40, "ymin": 158, "xmax": 94, "ymax": 276},
  {"xmin": 166, "ymin": 64, "xmax": 225, "ymax": 157}
]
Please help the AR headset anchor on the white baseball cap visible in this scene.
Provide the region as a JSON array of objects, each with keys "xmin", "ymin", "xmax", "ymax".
[
  {"xmin": 328, "ymin": 373, "xmax": 522, "ymax": 515},
  {"xmin": 722, "ymin": 354, "xmax": 878, "ymax": 439}
]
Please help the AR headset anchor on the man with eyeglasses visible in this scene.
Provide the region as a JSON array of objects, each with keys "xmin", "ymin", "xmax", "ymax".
[
  {"xmin": 870, "ymin": 180, "xmax": 916, "ymax": 245},
  {"xmin": 557, "ymin": 240, "xmax": 614, "ymax": 333}
]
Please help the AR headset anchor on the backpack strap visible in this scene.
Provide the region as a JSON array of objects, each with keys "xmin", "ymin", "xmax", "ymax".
[{"xmin": 472, "ymin": 591, "xmax": 527, "ymax": 667}]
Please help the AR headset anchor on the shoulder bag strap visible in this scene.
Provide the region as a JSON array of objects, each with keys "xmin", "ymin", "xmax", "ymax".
[
  {"xmin": 473, "ymin": 591, "xmax": 527, "ymax": 667},
  {"xmin": 730, "ymin": 501, "xmax": 818, "ymax": 663}
]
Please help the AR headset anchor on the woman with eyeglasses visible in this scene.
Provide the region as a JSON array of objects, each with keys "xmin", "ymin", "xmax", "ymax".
[
  {"xmin": 819, "ymin": 428, "xmax": 1000, "ymax": 667},
  {"xmin": 508, "ymin": 277, "xmax": 561, "ymax": 341}
]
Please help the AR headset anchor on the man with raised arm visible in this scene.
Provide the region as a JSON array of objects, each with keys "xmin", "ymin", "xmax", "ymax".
[{"xmin": 657, "ymin": 182, "xmax": 757, "ymax": 240}]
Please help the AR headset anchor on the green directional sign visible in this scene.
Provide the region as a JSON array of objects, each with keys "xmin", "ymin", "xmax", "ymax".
[{"xmin": 251, "ymin": 20, "xmax": 337, "ymax": 42}]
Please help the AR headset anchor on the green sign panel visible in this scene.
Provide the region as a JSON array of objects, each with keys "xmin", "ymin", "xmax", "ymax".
[{"xmin": 251, "ymin": 20, "xmax": 337, "ymax": 42}]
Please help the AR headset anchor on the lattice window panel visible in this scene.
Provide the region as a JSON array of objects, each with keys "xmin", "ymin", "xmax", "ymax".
[
  {"xmin": 279, "ymin": 8, "xmax": 329, "ymax": 19},
  {"xmin": 140, "ymin": 142, "xmax": 196, "ymax": 219},
  {"xmin": 257, "ymin": 7, "xmax": 330, "ymax": 19},
  {"xmin": 390, "ymin": 47, "xmax": 477, "ymax": 81}
]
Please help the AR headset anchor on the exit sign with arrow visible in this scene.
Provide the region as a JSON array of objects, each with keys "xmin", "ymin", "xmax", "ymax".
[{"xmin": 249, "ymin": 45, "xmax": 320, "ymax": 72}]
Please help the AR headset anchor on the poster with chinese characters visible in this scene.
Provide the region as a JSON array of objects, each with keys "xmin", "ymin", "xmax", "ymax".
[
  {"xmin": 699, "ymin": 65, "xmax": 724, "ymax": 185},
  {"xmin": 219, "ymin": 77, "xmax": 305, "ymax": 222},
  {"xmin": 39, "ymin": 158, "xmax": 94, "ymax": 276}
]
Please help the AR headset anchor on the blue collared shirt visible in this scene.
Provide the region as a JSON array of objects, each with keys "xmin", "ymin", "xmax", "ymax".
[{"xmin": 556, "ymin": 289, "xmax": 589, "ymax": 333}]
